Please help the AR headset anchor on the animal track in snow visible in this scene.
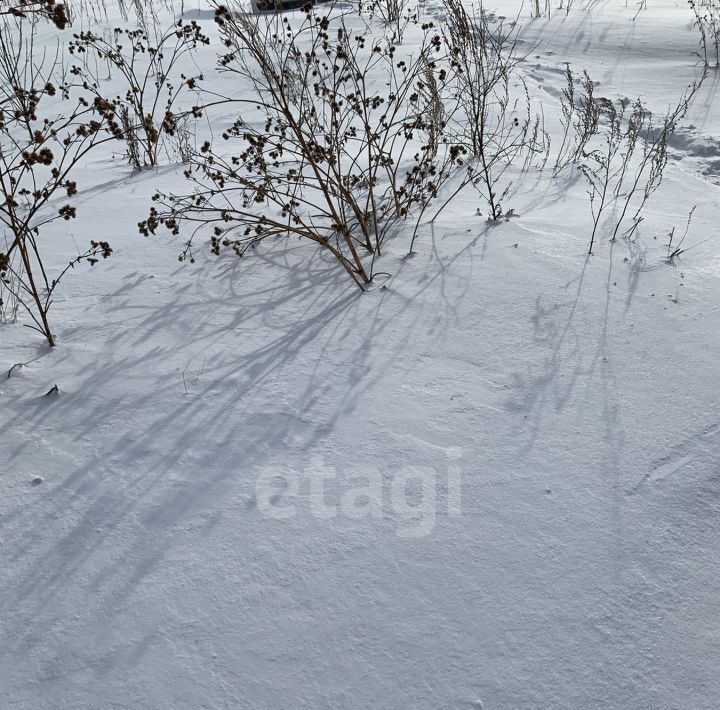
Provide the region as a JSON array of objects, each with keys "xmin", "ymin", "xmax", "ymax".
[{"xmin": 668, "ymin": 125, "xmax": 720, "ymax": 184}]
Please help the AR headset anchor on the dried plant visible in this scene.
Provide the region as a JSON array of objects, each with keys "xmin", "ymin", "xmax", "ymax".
[
  {"xmin": 553, "ymin": 65, "xmax": 599, "ymax": 177},
  {"xmin": 666, "ymin": 205, "xmax": 697, "ymax": 263},
  {"xmin": 689, "ymin": 0, "xmax": 720, "ymax": 68},
  {"xmin": 358, "ymin": 0, "xmax": 414, "ymax": 44},
  {"xmin": 68, "ymin": 20, "xmax": 208, "ymax": 171},
  {"xmin": 440, "ymin": 0, "xmax": 548, "ymax": 220},
  {"xmin": 169, "ymin": 112, "xmax": 196, "ymax": 164},
  {"xmin": 579, "ymin": 81, "xmax": 700, "ymax": 254},
  {"xmin": 0, "ymin": 0, "xmax": 67, "ymax": 28},
  {"xmin": 142, "ymin": 2, "xmax": 466, "ymax": 288},
  {"xmin": 530, "ymin": 0, "xmax": 551, "ymax": 19},
  {"xmin": 0, "ymin": 17, "xmax": 118, "ymax": 345},
  {"xmin": 0, "ymin": 239, "xmax": 21, "ymax": 323}
]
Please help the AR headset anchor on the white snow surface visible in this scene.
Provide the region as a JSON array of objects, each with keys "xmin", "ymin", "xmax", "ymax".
[{"xmin": 2, "ymin": 0, "xmax": 720, "ymax": 707}]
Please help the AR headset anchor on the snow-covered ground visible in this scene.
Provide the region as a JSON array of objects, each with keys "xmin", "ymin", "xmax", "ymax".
[{"xmin": 2, "ymin": 0, "xmax": 720, "ymax": 707}]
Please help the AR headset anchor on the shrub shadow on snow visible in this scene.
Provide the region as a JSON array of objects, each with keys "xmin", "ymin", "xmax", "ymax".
[{"xmin": 2, "ymin": 224, "xmax": 484, "ymax": 656}]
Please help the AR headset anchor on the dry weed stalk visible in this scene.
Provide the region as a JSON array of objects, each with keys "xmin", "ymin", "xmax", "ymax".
[
  {"xmin": 440, "ymin": 0, "xmax": 548, "ymax": 220},
  {"xmin": 579, "ymin": 81, "xmax": 700, "ymax": 254}
]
